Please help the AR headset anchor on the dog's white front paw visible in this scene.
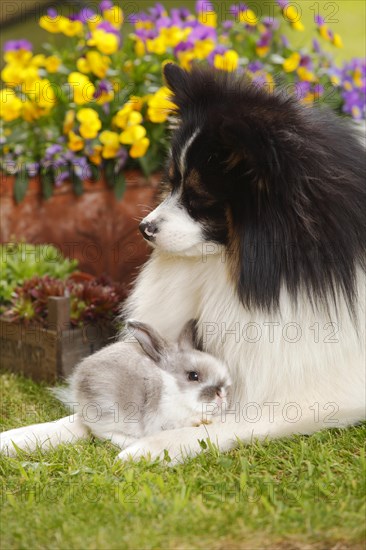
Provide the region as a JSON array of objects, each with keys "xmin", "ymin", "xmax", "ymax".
[
  {"xmin": 116, "ymin": 426, "xmax": 206, "ymax": 465},
  {"xmin": 0, "ymin": 430, "xmax": 28, "ymax": 456}
]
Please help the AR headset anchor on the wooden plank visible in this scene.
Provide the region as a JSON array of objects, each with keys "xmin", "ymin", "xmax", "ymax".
[
  {"xmin": 0, "ymin": 318, "xmax": 116, "ymax": 382},
  {"xmin": 0, "ymin": 318, "xmax": 58, "ymax": 383}
]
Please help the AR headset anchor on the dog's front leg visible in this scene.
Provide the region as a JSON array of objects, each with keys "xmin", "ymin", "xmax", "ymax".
[
  {"xmin": 116, "ymin": 405, "xmax": 364, "ymax": 464},
  {"xmin": 116, "ymin": 422, "xmax": 239, "ymax": 464}
]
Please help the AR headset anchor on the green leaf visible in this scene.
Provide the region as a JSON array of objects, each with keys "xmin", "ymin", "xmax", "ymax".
[
  {"xmin": 90, "ymin": 164, "xmax": 101, "ymax": 182},
  {"xmin": 71, "ymin": 171, "xmax": 84, "ymax": 196},
  {"xmin": 41, "ymin": 169, "xmax": 54, "ymax": 200},
  {"xmin": 14, "ymin": 171, "xmax": 29, "ymax": 203},
  {"xmin": 114, "ymin": 171, "xmax": 126, "ymax": 200},
  {"xmin": 104, "ymin": 160, "xmax": 115, "ymax": 187}
]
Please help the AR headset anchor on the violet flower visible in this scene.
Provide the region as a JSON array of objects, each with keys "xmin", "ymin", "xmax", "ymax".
[{"xmin": 4, "ymin": 39, "xmax": 32, "ymax": 52}]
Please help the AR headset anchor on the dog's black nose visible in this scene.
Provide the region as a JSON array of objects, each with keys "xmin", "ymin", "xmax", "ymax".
[{"xmin": 139, "ymin": 220, "xmax": 158, "ymax": 241}]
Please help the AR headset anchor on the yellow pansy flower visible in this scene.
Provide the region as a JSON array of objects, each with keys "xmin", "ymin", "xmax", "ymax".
[
  {"xmin": 297, "ymin": 67, "xmax": 316, "ymax": 82},
  {"xmin": 87, "ymin": 15, "xmax": 103, "ymax": 31},
  {"xmin": 147, "ymin": 87, "xmax": 176, "ymax": 123},
  {"xmin": 256, "ymin": 45, "xmax": 270, "ymax": 58},
  {"xmin": 88, "ymin": 29, "xmax": 119, "ymax": 55},
  {"xmin": 30, "ymin": 54, "xmax": 46, "ymax": 67},
  {"xmin": 77, "ymin": 51, "xmax": 111, "ymax": 79},
  {"xmin": 214, "ymin": 50, "xmax": 239, "ymax": 72},
  {"xmin": 77, "ymin": 108, "xmax": 101, "ymax": 139},
  {"xmin": 63, "ymin": 110, "xmax": 75, "ymax": 134},
  {"xmin": 59, "ymin": 16, "xmax": 83, "ymax": 37},
  {"xmin": 331, "ymin": 75, "xmax": 341, "ymax": 86},
  {"xmin": 114, "ymin": 104, "xmax": 134, "ymax": 129},
  {"xmin": 353, "ymin": 68, "xmax": 363, "ymax": 87},
  {"xmin": 239, "ymin": 9, "xmax": 258, "ymax": 26},
  {"xmin": 134, "ymin": 38, "xmax": 146, "ymax": 57},
  {"xmin": 193, "ymin": 39, "xmax": 215, "ymax": 59},
  {"xmin": 284, "ymin": 5, "xmax": 305, "ymax": 31},
  {"xmin": 302, "ymin": 92, "xmax": 314, "ymax": 104},
  {"xmin": 68, "ymin": 131, "xmax": 84, "ymax": 152},
  {"xmin": 127, "ymin": 111, "xmax": 143, "ymax": 125},
  {"xmin": 333, "ymin": 33, "xmax": 343, "ymax": 48},
  {"xmin": 198, "ymin": 11, "xmax": 217, "ymax": 28},
  {"xmin": 95, "ymin": 89, "xmax": 114, "ymax": 105},
  {"xmin": 22, "ymin": 100, "xmax": 40, "ymax": 121},
  {"xmin": 100, "ymin": 131, "xmax": 120, "ymax": 158},
  {"xmin": 319, "ymin": 25, "xmax": 331, "ymax": 41},
  {"xmin": 68, "ymin": 72, "xmax": 95, "ymax": 105},
  {"xmin": 135, "ymin": 21, "xmax": 154, "ymax": 31},
  {"xmin": 283, "ymin": 52, "xmax": 301, "ymax": 73},
  {"xmin": 178, "ymin": 50, "xmax": 195, "ymax": 71},
  {"xmin": 0, "ymin": 89, "xmax": 23, "ymax": 121},
  {"xmin": 4, "ymin": 49, "xmax": 33, "ymax": 65},
  {"xmin": 23, "ymin": 79, "xmax": 56, "ymax": 112},
  {"xmin": 89, "ymin": 145, "xmax": 103, "ymax": 165},
  {"xmin": 159, "ymin": 26, "xmax": 192, "ymax": 48},
  {"xmin": 39, "ymin": 15, "xmax": 62, "ymax": 33},
  {"xmin": 130, "ymin": 137, "xmax": 150, "ymax": 158},
  {"xmin": 103, "ymin": 6, "xmax": 124, "ymax": 29},
  {"xmin": 129, "ymin": 96, "xmax": 144, "ymax": 111},
  {"xmin": 264, "ymin": 73, "xmax": 275, "ymax": 93},
  {"xmin": 45, "ymin": 55, "xmax": 61, "ymax": 73},
  {"xmin": 146, "ymin": 36, "xmax": 167, "ymax": 55},
  {"xmin": 343, "ymin": 81, "xmax": 352, "ymax": 91},
  {"xmin": 351, "ymin": 106, "xmax": 361, "ymax": 119},
  {"xmin": 120, "ymin": 124, "xmax": 146, "ymax": 144}
]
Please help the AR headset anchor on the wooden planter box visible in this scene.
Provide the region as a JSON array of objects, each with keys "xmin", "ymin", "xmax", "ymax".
[
  {"xmin": 0, "ymin": 171, "xmax": 160, "ymax": 287},
  {"xmin": 0, "ymin": 297, "xmax": 116, "ymax": 383}
]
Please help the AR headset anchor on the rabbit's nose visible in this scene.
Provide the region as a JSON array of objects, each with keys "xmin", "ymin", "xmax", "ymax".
[
  {"xmin": 216, "ymin": 388, "xmax": 225, "ymax": 398},
  {"xmin": 139, "ymin": 220, "xmax": 158, "ymax": 241}
]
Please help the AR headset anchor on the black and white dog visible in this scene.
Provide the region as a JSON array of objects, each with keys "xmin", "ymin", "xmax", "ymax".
[
  {"xmin": 117, "ymin": 64, "xmax": 366, "ymax": 461},
  {"xmin": 1, "ymin": 65, "xmax": 365, "ymax": 463}
]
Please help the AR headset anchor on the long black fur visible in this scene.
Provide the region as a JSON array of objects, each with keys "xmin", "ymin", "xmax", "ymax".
[{"xmin": 163, "ymin": 64, "xmax": 366, "ymax": 315}]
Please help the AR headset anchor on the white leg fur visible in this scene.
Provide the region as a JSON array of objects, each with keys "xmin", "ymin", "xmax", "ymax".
[
  {"xmin": 0, "ymin": 414, "xmax": 89, "ymax": 457},
  {"xmin": 120, "ymin": 249, "xmax": 366, "ymax": 462},
  {"xmin": 118, "ymin": 405, "xmax": 365, "ymax": 464}
]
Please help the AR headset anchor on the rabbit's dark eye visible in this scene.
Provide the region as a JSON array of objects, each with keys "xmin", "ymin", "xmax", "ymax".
[{"xmin": 187, "ymin": 371, "xmax": 199, "ymax": 382}]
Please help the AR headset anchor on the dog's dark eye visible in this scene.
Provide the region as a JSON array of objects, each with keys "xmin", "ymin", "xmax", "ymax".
[{"xmin": 187, "ymin": 371, "xmax": 199, "ymax": 382}]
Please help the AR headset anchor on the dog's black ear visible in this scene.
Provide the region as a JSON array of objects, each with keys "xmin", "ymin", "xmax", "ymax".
[
  {"xmin": 163, "ymin": 63, "xmax": 186, "ymax": 94},
  {"xmin": 163, "ymin": 63, "xmax": 192, "ymax": 113}
]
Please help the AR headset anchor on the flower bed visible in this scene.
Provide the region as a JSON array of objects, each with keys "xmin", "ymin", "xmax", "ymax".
[{"xmin": 0, "ymin": 1, "xmax": 364, "ymax": 201}]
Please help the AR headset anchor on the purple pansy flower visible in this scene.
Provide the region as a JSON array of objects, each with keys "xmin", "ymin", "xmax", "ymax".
[
  {"xmin": 223, "ymin": 20, "xmax": 234, "ymax": 30},
  {"xmin": 314, "ymin": 15, "xmax": 325, "ymax": 26},
  {"xmin": 26, "ymin": 162, "xmax": 40, "ymax": 177},
  {"xmin": 248, "ymin": 61, "xmax": 263, "ymax": 72},
  {"xmin": 4, "ymin": 39, "xmax": 32, "ymax": 52},
  {"xmin": 281, "ymin": 34, "xmax": 290, "ymax": 48},
  {"xmin": 100, "ymin": 0, "xmax": 113, "ymax": 11},
  {"xmin": 114, "ymin": 147, "xmax": 128, "ymax": 172},
  {"xmin": 207, "ymin": 45, "xmax": 227, "ymax": 64},
  {"xmin": 47, "ymin": 8, "xmax": 58, "ymax": 18},
  {"xmin": 97, "ymin": 21, "xmax": 121, "ymax": 38},
  {"xmin": 230, "ymin": 3, "xmax": 248, "ymax": 17}
]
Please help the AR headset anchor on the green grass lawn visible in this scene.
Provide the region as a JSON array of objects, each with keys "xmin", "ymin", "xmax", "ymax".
[{"xmin": 1, "ymin": 371, "xmax": 365, "ymax": 550}]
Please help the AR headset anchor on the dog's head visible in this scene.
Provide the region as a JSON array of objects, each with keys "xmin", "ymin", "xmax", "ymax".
[{"xmin": 139, "ymin": 64, "xmax": 366, "ymax": 312}]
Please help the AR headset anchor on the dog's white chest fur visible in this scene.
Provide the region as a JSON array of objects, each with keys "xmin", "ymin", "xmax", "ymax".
[{"xmin": 125, "ymin": 250, "xmax": 365, "ymax": 415}]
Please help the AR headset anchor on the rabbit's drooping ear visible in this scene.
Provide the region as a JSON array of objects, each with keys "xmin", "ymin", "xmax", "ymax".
[
  {"xmin": 126, "ymin": 320, "xmax": 167, "ymax": 362},
  {"xmin": 178, "ymin": 319, "xmax": 199, "ymax": 351}
]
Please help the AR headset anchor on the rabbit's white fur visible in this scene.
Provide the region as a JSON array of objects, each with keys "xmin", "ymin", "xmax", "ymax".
[{"xmin": 0, "ymin": 321, "xmax": 231, "ymax": 457}]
